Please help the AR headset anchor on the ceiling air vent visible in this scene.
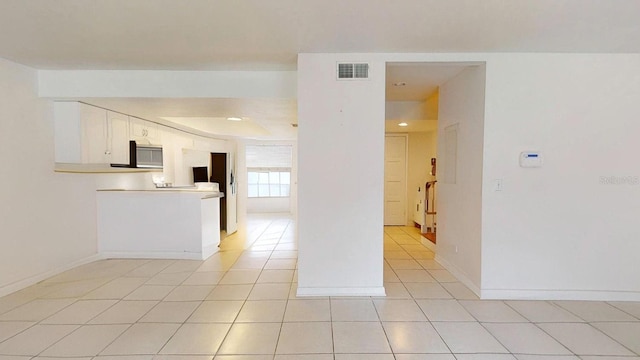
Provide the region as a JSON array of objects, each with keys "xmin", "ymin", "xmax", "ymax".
[{"xmin": 337, "ymin": 63, "xmax": 369, "ymax": 80}]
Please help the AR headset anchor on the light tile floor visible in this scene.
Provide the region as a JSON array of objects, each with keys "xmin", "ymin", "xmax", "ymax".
[{"xmin": 0, "ymin": 214, "xmax": 639, "ymax": 359}]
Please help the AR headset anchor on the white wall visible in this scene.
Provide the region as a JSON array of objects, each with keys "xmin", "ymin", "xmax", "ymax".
[
  {"xmin": 481, "ymin": 54, "xmax": 640, "ymax": 300},
  {"xmin": 386, "ymin": 93, "xmax": 439, "ymax": 120},
  {"xmin": 177, "ymin": 147, "xmax": 211, "ymax": 185},
  {"xmin": 333, "ymin": 52, "xmax": 640, "ymax": 301},
  {"xmin": 38, "ymin": 70, "xmax": 297, "ymax": 99},
  {"xmin": 297, "ymin": 54, "xmax": 386, "ymax": 296},
  {"xmin": 247, "ymin": 197, "xmax": 291, "ymax": 213},
  {"xmin": 385, "ymin": 96, "xmax": 438, "ymax": 133},
  {"xmin": 93, "ymin": 172, "xmax": 156, "ymax": 190},
  {"xmin": 385, "ymin": 101, "xmax": 429, "ymax": 120},
  {"xmin": 407, "ymin": 131, "xmax": 437, "ymax": 225},
  {"xmin": 436, "ymin": 65, "xmax": 486, "ymax": 294},
  {"xmin": 0, "ymin": 58, "xmax": 98, "ymax": 296}
]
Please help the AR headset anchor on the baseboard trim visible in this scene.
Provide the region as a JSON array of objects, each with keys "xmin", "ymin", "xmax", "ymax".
[
  {"xmin": 434, "ymin": 256, "xmax": 640, "ymax": 301},
  {"xmin": 481, "ymin": 288, "xmax": 640, "ymax": 301},
  {"xmin": 420, "ymin": 236, "xmax": 436, "ymax": 251},
  {"xmin": 201, "ymin": 243, "xmax": 220, "ymax": 260},
  {"xmin": 0, "ymin": 253, "xmax": 103, "ymax": 298},
  {"xmin": 296, "ymin": 286, "xmax": 386, "ymax": 297},
  {"xmin": 434, "ymin": 254, "xmax": 481, "ymax": 297},
  {"xmin": 100, "ymin": 251, "xmax": 207, "ymax": 260}
]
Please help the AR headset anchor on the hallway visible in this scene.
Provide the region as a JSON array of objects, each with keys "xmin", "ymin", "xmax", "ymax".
[{"xmin": 0, "ymin": 215, "xmax": 638, "ymax": 359}]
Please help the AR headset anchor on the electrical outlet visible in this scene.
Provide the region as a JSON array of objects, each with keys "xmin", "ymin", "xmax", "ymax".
[
  {"xmin": 454, "ymin": 245, "xmax": 458, "ymax": 253},
  {"xmin": 494, "ymin": 179, "xmax": 503, "ymax": 191}
]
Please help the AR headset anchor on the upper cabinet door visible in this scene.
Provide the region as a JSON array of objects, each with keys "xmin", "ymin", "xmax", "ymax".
[
  {"xmin": 54, "ymin": 101, "xmax": 109, "ymax": 164},
  {"xmin": 130, "ymin": 117, "xmax": 160, "ymax": 143},
  {"xmin": 107, "ymin": 111, "xmax": 130, "ymax": 164},
  {"xmin": 81, "ymin": 103, "xmax": 110, "ymax": 164}
]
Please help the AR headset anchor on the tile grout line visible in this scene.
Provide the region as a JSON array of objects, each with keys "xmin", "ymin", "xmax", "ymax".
[
  {"xmin": 213, "ymin": 216, "xmax": 291, "ymax": 358},
  {"xmin": 111, "ymin": 258, "xmax": 208, "ymax": 357},
  {"xmin": 502, "ymin": 300, "xmax": 578, "ymax": 357},
  {"xmin": 606, "ymin": 301, "xmax": 640, "ymax": 322},
  {"xmin": 548, "ymin": 300, "xmax": 640, "ymax": 355},
  {"xmin": 264, "ymin": 217, "xmax": 292, "ymax": 358}
]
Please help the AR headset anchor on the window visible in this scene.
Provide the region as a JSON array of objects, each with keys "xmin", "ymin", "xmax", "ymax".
[
  {"xmin": 246, "ymin": 144, "xmax": 293, "ymax": 198},
  {"xmin": 248, "ymin": 169, "xmax": 291, "ymax": 198}
]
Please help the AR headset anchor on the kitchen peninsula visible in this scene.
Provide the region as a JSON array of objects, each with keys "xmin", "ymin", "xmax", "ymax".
[{"xmin": 97, "ymin": 189, "xmax": 224, "ymax": 260}]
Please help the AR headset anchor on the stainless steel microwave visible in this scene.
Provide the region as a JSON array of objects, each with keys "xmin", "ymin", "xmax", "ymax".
[
  {"xmin": 135, "ymin": 143, "xmax": 163, "ymax": 168},
  {"xmin": 111, "ymin": 141, "xmax": 163, "ymax": 168}
]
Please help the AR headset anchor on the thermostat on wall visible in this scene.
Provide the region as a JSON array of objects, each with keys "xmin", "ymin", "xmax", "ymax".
[{"xmin": 520, "ymin": 151, "xmax": 543, "ymax": 168}]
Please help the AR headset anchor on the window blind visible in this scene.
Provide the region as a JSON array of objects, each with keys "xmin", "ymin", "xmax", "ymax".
[{"xmin": 246, "ymin": 145, "xmax": 293, "ymax": 168}]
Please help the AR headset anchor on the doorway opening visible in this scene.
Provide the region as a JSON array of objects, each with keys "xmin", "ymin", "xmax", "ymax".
[
  {"xmin": 384, "ymin": 61, "xmax": 486, "ymax": 295},
  {"xmin": 384, "ymin": 62, "xmax": 448, "ymax": 246}
]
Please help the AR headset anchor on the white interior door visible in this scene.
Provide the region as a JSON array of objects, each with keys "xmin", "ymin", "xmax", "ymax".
[{"xmin": 384, "ymin": 135, "xmax": 407, "ymax": 225}]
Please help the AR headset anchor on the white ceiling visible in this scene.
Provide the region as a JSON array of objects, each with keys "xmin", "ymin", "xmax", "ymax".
[
  {"xmin": 386, "ymin": 62, "xmax": 470, "ymax": 101},
  {"xmin": 1, "ymin": 0, "xmax": 639, "ymax": 70},
  {"xmin": 3, "ymin": 1, "xmax": 638, "ymax": 139}
]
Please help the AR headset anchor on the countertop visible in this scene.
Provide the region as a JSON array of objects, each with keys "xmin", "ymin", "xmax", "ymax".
[
  {"xmin": 54, "ymin": 163, "xmax": 163, "ymax": 173},
  {"xmin": 97, "ymin": 188, "xmax": 225, "ymax": 198}
]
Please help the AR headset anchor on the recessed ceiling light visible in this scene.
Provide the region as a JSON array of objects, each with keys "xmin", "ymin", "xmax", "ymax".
[
  {"xmin": 398, "ymin": 122, "xmax": 408, "ymax": 127},
  {"xmin": 393, "ymin": 82, "xmax": 407, "ymax": 87},
  {"xmin": 226, "ymin": 117, "xmax": 242, "ymax": 121}
]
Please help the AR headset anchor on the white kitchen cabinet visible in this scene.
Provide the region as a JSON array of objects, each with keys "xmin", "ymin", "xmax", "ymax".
[
  {"xmin": 54, "ymin": 102, "xmax": 131, "ymax": 165},
  {"xmin": 83, "ymin": 104, "xmax": 109, "ymax": 163},
  {"xmin": 55, "ymin": 101, "xmax": 105, "ymax": 163},
  {"xmin": 107, "ymin": 111, "xmax": 131, "ymax": 164},
  {"xmin": 130, "ymin": 117, "xmax": 161, "ymax": 144},
  {"xmin": 97, "ymin": 190, "xmax": 223, "ymax": 260}
]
